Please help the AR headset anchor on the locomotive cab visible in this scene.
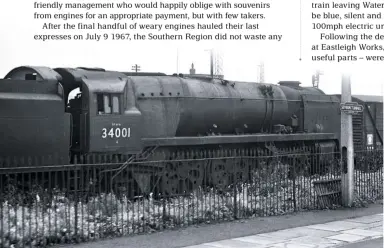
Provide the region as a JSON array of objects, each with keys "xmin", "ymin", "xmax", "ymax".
[
  {"xmin": 59, "ymin": 68, "xmax": 143, "ymax": 155},
  {"xmin": 86, "ymin": 78, "xmax": 143, "ymax": 154}
]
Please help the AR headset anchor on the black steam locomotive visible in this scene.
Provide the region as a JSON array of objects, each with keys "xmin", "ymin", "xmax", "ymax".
[{"xmin": 0, "ymin": 66, "xmax": 382, "ymax": 195}]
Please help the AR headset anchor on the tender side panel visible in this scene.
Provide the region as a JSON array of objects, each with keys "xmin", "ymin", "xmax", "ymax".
[{"xmin": 0, "ymin": 79, "xmax": 70, "ymax": 165}]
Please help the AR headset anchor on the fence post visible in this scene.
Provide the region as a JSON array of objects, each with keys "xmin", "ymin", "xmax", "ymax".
[
  {"xmin": 292, "ymin": 150, "xmax": 297, "ymax": 211},
  {"xmin": 233, "ymin": 149, "xmax": 238, "ymax": 220},
  {"xmin": 74, "ymin": 156, "xmax": 79, "ymax": 243},
  {"xmin": 340, "ymin": 74, "xmax": 354, "ymax": 207}
]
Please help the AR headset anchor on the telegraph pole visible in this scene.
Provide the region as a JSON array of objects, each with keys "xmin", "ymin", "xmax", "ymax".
[
  {"xmin": 214, "ymin": 51, "xmax": 223, "ymax": 79},
  {"xmin": 205, "ymin": 49, "xmax": 223, "ymax": 79},
  {"xmin": 258, "ymin": 61, "xmax": 265, "ymax": 83},
  {"xmin": 204, "ymin": 49, "xmax": 214, "ymax": 78},
  {"xmin": 340, "ymin": 74, "xmax": 354, "ymax": 207},
  {"xmin": 132, "ymin": 64, "xmax": 141, "ymax": 73},
  {"xmin": 176, "ymin": 48, "xmax": 179, "ymax": 74},
  {"xmin": 210, "ymin": 49, "xmax": 214, "ymax": 78}
]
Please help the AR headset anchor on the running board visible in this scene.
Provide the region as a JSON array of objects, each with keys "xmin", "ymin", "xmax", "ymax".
[{"xmin": 142, "ymin": 133, "xmax": 338, "ymax": 147}]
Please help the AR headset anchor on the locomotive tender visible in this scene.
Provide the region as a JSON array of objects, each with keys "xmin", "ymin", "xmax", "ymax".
[{"xmin": 0, "ymin": 66, "xmax": 382, "ymax": 194}]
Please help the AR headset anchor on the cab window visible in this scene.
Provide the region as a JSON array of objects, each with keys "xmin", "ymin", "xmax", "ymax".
[
  {"xmin": 112, "ymin": 96, "xmax": 120, "ymax": 113},
  {"xmin": 97, "ymin": 93, "xmax": 120, "ymax": 115}
]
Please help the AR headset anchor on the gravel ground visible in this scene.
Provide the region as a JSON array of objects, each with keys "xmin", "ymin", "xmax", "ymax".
[{"xmin": 63, "ymin": 202, "xmax": 384, "ymax": 248}]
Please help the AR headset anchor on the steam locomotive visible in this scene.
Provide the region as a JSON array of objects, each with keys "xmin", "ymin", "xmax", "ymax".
[{"xmin": 0, "ymin": 66, "xmax": 382, "ymax": 195}]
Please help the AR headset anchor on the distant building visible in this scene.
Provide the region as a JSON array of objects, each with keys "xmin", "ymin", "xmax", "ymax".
[
  {"xmin": 190, "ymin": 63, "xmax": 196, "ymax": 75},
  {"xmin": 186, "ymin": 63, "xmax": 224, "ymax": 79}
]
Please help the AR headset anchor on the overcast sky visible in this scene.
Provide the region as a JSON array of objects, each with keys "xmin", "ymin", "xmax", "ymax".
[{"xmin": 0, "ymin": 0, "xmax": 383, "ymax": 96}]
